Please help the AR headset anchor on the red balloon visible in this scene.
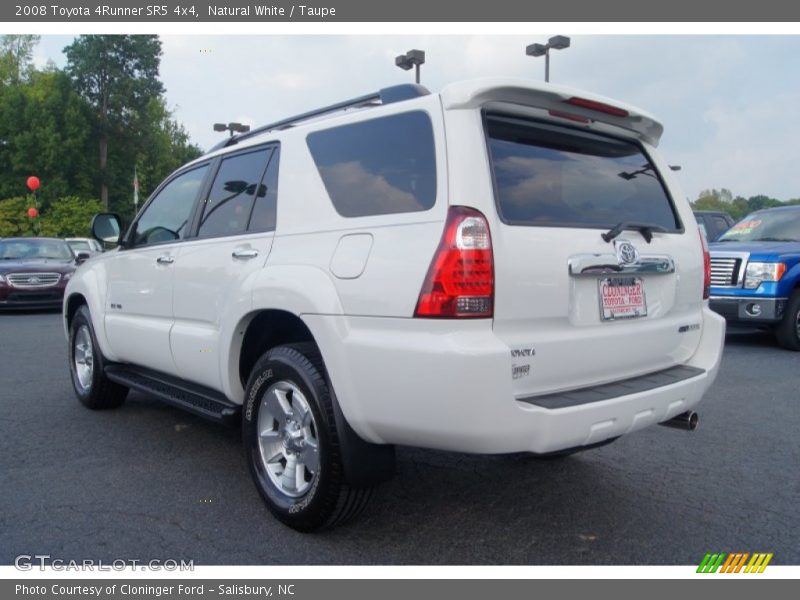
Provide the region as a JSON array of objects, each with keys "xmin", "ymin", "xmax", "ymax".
[
  {"xmin": 27, "ymin": 207, "xmax": 38, "ymax": 218},
  {"xmin": 26, "ymin": 176, "xmax": 40, "ymax": 191}
]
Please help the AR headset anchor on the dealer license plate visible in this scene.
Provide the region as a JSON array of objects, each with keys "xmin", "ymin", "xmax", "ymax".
[{"xmin": 599, "ymin": 276, "xmax": 647, "ymax": 321}]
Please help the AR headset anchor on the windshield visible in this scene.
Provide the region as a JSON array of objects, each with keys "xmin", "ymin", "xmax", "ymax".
[
  {"xmin": 718, "ymin": 210, "xmax": 800, "ymax": 242},
  {"xmin": 0, "ymin": 239, "xmax": 74, "ymax": 260},
  {"xmin": 68, "ymin": 240, "xmax": 91, "ymax": 252}
]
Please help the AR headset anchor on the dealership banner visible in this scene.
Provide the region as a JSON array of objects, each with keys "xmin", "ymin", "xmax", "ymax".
[{"xmin": 2, "ymin": 0, "xmax": 799, "ymax": 22}]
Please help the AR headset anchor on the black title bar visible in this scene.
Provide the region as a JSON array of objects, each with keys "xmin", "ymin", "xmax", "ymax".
[{"xmin": 4, "ymin": 0, "xmax": 800, "ymax": 22}]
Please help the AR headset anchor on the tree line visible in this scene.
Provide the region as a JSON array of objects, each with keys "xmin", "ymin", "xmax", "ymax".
[
  {"xmin": 691, "ymin": 189, "xmax": 800, "ymax": 222},
  {"xmin": 0, "ymin": 34, "xmax": 201, "ymax": 238}
]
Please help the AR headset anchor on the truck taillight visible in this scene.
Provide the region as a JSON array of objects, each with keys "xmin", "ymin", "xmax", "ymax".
[
  {"xmin": 699, "ymin": 228, "xmax": 711, "ymax": 300},
  {"xmin": 565, "ymin": 97, "xmax": 629, "ymax": 118},
  {"xmin": 415, "ymin": 206, "xmax": 494, "ymax": 318}
]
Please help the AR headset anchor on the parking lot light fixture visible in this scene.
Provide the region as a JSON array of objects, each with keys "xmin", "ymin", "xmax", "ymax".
[
  {"xmin": 395, "ymin": 49, "xmax": 426, "ymax": 84},
  {"xmin": 213, "ymin": 122, "xmax": 251, "ymax": 137},
  {"xmin": 526, "ymin": 35, "xmax": 571, "ymax": 83}
]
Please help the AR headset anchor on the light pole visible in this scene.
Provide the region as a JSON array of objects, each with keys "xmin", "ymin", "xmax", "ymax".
[
  {"xmin": 213, "ymin": 122, "xmax": 251, "ymax": 137},
  {"xmin": 395, "ymin": 49, "xmax": 425, "ymax": 84},
  {"xmin": 526, "ymin": 35, "xmax": 570, "ymax": 83}
]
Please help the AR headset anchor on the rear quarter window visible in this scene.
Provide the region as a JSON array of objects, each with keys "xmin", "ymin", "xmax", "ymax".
[
  {"xmin": 485, "ymin": 114, "xmax": 681, "ymax": 232},
  {"xmin": 306, "ymin": 111, "xmax": 436, "ymax": 218}
]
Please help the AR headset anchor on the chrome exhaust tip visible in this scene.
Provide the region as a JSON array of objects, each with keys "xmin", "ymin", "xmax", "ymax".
[{"xmin": 659, "ymin": 411, "xmax": 699, "ymax": 431}]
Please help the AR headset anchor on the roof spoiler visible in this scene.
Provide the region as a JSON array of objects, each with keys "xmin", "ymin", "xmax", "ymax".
[{"xmin": 441, "ymin": 79, "xmax": 664, "ymax": 146}]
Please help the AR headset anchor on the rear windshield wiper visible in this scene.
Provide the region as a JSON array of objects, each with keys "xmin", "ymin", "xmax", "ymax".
[
  {"xmin": 751, "ymin": 237, "xmax": 798, "ymax": 242},
  {"xmin": 601, "ymin": 222, "xmax": 668, "ymax": 244}
]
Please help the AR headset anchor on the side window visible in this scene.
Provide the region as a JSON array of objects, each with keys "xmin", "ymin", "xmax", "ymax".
[
  {"xmin": 713, "ymin": 216, "xmax": 731, "ymax": 233},
  {"xmin": 247, "ymin": 148, "xmax": 279, "ymax": 233},
  {"xmin": 198, "ymin": 148, "xmax": 272, "ymax": 239},
  {"xmin": 306, "ymin": 111, "xmax": 437, "ymax": 218},
  {"xmin": 133, "ymin": 166, "xmax": 208, "ymax": 247}
]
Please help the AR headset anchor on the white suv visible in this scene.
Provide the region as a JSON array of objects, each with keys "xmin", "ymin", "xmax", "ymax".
[{"xmin": 64, "ymin": 78, "xmax": 725, "ymax": 531}]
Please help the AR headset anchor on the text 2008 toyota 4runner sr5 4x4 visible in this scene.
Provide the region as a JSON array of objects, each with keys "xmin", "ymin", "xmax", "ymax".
[{"xmin": 64, "ymin": 79, "xmax": 725, "ymax": 531}]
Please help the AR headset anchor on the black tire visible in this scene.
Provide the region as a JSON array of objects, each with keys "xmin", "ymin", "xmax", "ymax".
[
  {"xmin": 69, "ymin": 305, "xmax": 128, "ymax": 409},
  {"xmin": 775, "ymin": 291, "xmax": 800, "ymax": 351},
  {"xmin": 242, "ymin": 343, "xmax": 372, "ymax": 532}
]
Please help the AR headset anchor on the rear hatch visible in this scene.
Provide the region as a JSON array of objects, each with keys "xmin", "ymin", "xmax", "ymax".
[{"xmin": 444, "ymin": 82, "xmax": 705, "ymax": 398}]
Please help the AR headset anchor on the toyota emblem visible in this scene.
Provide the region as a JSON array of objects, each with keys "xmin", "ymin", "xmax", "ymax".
[
  {"xmin": 615, "ymin": 240, "xmax": 639, "ymax": 266},
  {"xmin": 27, "ymin": 276, "xmax": 41, "ymax": 284}
]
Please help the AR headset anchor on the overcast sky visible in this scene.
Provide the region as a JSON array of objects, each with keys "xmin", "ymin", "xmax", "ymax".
[{"xmin": 35, "ymin": 34, "xmax": 800, "ymax": 202}]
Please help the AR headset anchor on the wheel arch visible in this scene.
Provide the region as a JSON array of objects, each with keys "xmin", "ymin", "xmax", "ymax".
[
  {"xmin": 62, "ymin": 262, "xmax": 118, "ymax": 361},
  {"xmin": 231, "ymin": 308, "xmax": 395, "ymax": 488},
  {"xmin": 235, "ymin": 309, "xmax": 316, "ymax": 389},
  {"xmin": 64, "ymin": 292, "xmax": 88, "ymax": 331}
]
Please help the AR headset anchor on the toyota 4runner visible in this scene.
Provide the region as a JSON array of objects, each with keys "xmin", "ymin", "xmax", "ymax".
[{"xmin": 64, "ymin": 78, "xmax": 725, "ymax": 531}]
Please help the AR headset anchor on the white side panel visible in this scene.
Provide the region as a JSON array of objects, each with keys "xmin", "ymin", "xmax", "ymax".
[
  {"xmin": 265, "ymin": 223, "xmax": 443, "ymax": 318},
  {"xmin": 103, "ymin": 245, "xmax": 179, "ymax": 375},
  {"xmin": 105, "ymin": 314, "xmax": 177, "ymax": 372},
  {"xmin": 169, "ymin": 323, "xmax": 221, "ymax": 389},
  {"xmin": 63, "ymin": 252, "xmax": 117, "ymax": 361},
  {"xmin": 170, "ymin": 232, "xmax": 273, "ymax": 391}
]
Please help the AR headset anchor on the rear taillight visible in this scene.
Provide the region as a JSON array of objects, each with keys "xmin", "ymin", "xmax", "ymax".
[
  {"xmin": 699, "ymin": 228, "xmax": 711, "ymax": 300},
  {"xmin": 415, "ymin": 206, "xmax": 494, "ymax": 318}
]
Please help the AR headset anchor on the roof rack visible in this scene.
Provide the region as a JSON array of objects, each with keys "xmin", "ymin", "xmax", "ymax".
[{"xmin": 207, "ymin": 83, "xmax": 431, "ymax": 154}]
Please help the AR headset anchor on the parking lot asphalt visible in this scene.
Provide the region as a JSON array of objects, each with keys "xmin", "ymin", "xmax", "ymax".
[{"xmin": 1, "ymin": 311, "xmax": 798, "ymax": 565}]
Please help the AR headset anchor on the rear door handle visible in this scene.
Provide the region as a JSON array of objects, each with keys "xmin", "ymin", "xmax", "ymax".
[
  {"xmin": 232, "ymin": 249, "xmax": 259, "ymax": 260},
  {"xmin": 156, "ymin": 255, "xmax": 175, "ymax": 265}
]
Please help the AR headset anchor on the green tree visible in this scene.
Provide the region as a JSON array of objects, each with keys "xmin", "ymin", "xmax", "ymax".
[
  {"xmin": 39, "ymin": 196, "xmax": 104, "ymax": 237},
  {"xmin": 692, "ymin": 191, "xmax": 731, "ymax": 214},
  {"xmin": 106, "ymin": 96, "xmax": 201, "ymax": 222},
  {"xmin": 0, "ymin": 36, "xmax": 203, "ymax": 229},
  {"xmin": 691, "ymin": 188, "xmax": 756, "ymax": 219},
  {"xmin": 64, "ymin": 35, "xmax": 164, "ymax": 209},
  {"xmin": 696, "ymin": 188, "xmax": 734, "ymax": 205},
  {"xmin": 128, "ymin": 97, "xmax": 201, "ymax": 217},
  {"xmin": 0, "ymin": 196, "xmax": 38, "ymax": 237},
  {"xmin": 731, "ymin": 196, "xmax": 749, "ymax": 220},
  {"xmin": 746, "ymin": 195, "xmax": 782, "ymax": 213},
  {"xmin": 0, "ymin": 69, "xmax": 95, "ymax": 204},
  {"xmin": 0, "ymin": 35, "xmax": 40, "ymax": 85}
]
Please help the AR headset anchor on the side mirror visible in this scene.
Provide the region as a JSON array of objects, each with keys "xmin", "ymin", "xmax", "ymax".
[
  {"xmin": 91, "ymin": 213, "xmax": 124, "ymax": 249},
  {"xmin": 75, "ymin": 251, "xmax": 91, "ymax": 264}
]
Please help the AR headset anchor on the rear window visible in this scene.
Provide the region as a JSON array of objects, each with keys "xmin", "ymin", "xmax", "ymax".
[
  {"xmin": 485, "ymin": 114, "xmax": 681, "ymax": 231},
  {"xmin": 307, "ymin": 111, "xmax": 436, "ymax": 218}
]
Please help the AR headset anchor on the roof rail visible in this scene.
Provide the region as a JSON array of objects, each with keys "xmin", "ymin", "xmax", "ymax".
[{"xmin": 207, "ymin": 83, "xmax": 431, "ymax": 154}]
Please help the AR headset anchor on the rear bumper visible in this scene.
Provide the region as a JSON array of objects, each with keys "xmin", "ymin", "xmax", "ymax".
[
  {"xmin": 306, "ymin": 307, "xmax": 726, "ymax": 454},
  {"xmin": 709, "ymin": 295, "xmax": 786, "ymax": 324}
]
